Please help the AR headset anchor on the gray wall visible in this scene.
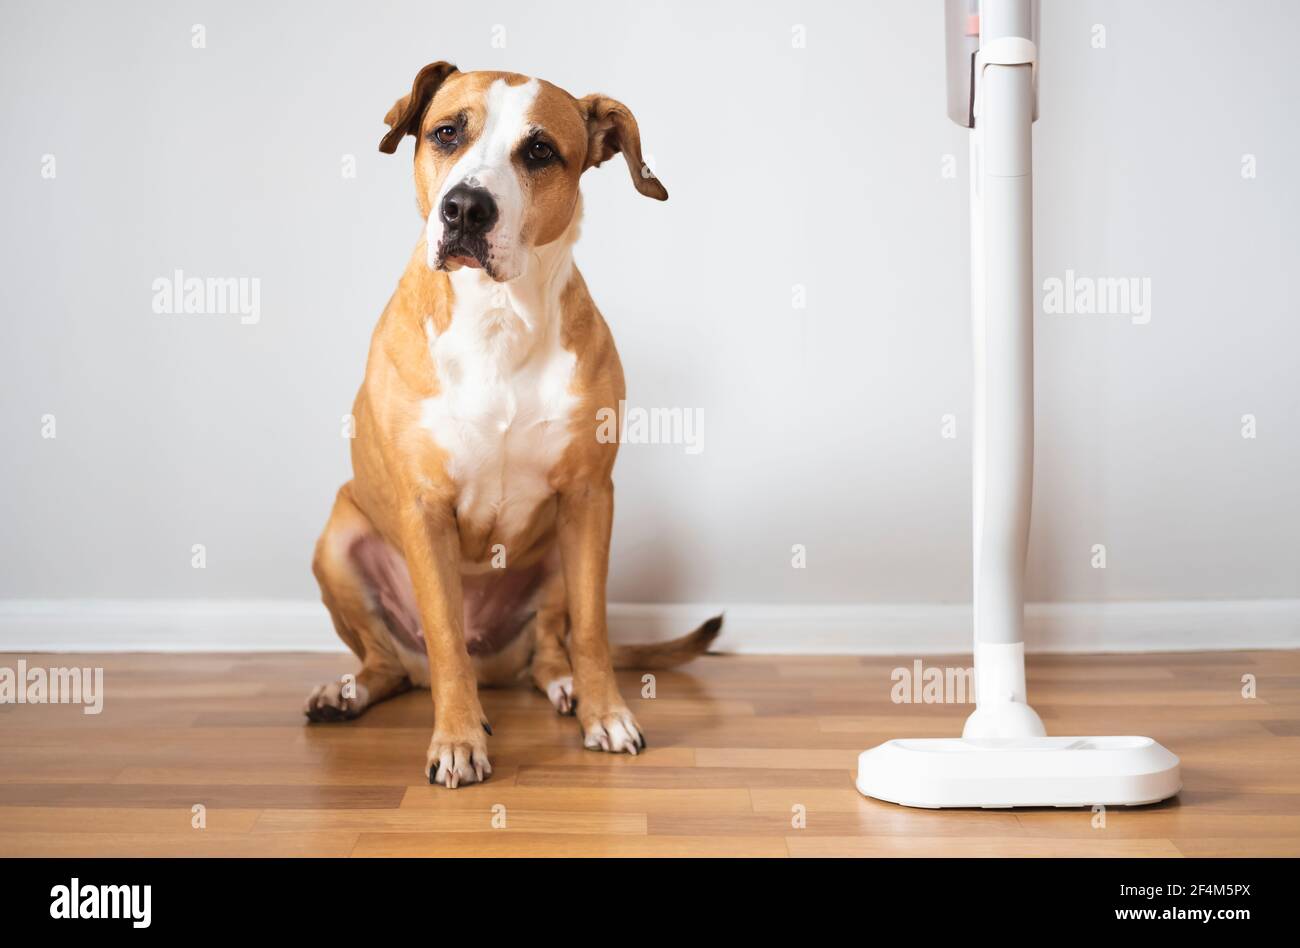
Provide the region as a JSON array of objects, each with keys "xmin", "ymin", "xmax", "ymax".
[{"xmin": 1, "ymin": 0, "xmax": 1296, "ymax": 607}]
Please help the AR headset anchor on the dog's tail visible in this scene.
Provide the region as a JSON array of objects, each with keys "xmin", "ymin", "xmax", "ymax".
[{"xmin": 611, "ymin": 614, "xmax": 724, "ymax": 670}]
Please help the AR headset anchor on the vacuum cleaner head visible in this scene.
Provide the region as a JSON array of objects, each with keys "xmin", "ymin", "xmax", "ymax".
[{"xmin": 856, "ymin": 735, "xmax": 1181, "ymax": 809}]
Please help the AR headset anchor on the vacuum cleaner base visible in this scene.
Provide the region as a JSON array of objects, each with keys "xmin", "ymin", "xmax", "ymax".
[{"xmin": 856, "ymin": 735, "xmax": 1181, "ymax": 809}]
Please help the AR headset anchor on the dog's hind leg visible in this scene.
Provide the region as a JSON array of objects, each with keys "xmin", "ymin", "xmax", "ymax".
[
  {"xmin": 528, "ymin": 568, "xmax": 575, "ymax": 715},
  {"xmin": 304, "ymin": 663, "xmax": 409, "ymax": 722},
  {"xmin": 306, "ymin": 483, "xmax": 413, "ymax": 722}
]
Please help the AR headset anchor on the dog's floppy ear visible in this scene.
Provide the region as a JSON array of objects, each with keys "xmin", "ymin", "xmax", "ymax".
[
  {"xmin": 578, "ymin": 94, "xmax": 668, "ymax": 201},
  {"xmin": 379, "ymin": 61, "xmax": 459, "ymax": 154}
]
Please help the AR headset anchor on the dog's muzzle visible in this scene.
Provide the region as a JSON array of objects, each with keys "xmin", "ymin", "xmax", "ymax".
[{"xmin": 437, "ymin": 183, "xmax": 499, "ymax": 273}]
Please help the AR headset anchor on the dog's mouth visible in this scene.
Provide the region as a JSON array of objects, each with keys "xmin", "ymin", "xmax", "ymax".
[{"xmin": 436, "ymin": 237, "xmax": 494, "ymax": 278}]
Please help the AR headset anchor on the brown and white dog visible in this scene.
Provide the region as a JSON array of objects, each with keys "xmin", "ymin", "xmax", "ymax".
[{"xmin": 304, "ymin": 62, "xmax": 721, "ymax": 788}]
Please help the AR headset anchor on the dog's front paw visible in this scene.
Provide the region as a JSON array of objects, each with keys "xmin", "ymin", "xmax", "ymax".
[
  {"xmin": 304, "ymin": 678, "xmax": 367, "ymax": 722},
  {"xmin": 425, "ymin": 728, "xmax": 492, "ymax": 789},
  {"xmin": 579, "ymin": 705, "xmax": 646, "ymax": 755}
]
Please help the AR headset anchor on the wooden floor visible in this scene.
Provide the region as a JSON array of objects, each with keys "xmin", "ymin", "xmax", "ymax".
[{"xmin": 1, "ymin": 649, "xmax": 1298, "ymax": 857}]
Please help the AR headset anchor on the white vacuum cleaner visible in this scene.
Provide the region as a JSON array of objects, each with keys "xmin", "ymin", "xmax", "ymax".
[{"xmin": 855, "ymin": 0, "xmax": 1181, "ymax": 809}]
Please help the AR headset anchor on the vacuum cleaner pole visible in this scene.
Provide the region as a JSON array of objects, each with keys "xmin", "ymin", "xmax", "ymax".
[
  {"xmin": 855, "ymin": 0, "xmax": 1181, "ymax": 809},
  {"xmin": 963, "ymin": 0, "xmax": 1045, "ymax": 739}
]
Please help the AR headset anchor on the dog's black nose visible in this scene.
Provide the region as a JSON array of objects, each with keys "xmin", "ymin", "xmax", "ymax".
[{"xmin": 440, "ymin": 184, "xmax": 498, "ymax": 237}]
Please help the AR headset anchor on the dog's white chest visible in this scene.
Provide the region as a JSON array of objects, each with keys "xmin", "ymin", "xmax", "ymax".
[{"xmin": 419, "ymin": 285, "xmax": 577, "ymax": 547}]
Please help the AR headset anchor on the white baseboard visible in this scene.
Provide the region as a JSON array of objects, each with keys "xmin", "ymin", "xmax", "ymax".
[
  {"xmin": 610, "ymin": 600, "xmax": 1300, "ymax": 654},
  {"xmin": 0, "ymin": 598, "xmax": 1296, "ymax": 654}
]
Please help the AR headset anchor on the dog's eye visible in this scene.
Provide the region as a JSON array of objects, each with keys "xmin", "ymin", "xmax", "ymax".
[
  {"xmin": 433, "ymin": 125, "xmax": 458, "ymax": 146},
  {"xmin": 527, "ymin": 140, "xmax": 554, "ymax": 162}
]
